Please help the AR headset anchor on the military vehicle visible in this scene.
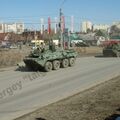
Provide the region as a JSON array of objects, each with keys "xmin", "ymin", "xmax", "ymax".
[
  {"xmin": 24, "ymin": 9, "xmax": 78, "ymax": 71},
  {"xmin": 23, "ymin": 45, "xmax": 77, "ymax": 72},
  {"xmin": 103, "ymin": 41, "xmax": 120, "ymax": 57}
]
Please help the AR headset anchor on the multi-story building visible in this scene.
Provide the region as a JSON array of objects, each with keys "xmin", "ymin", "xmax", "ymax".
[
  {"xmin": 81, "ymin": 21, "xmax": 92, "ymax": 33},
  {"xmin": 0, "ymin": 22, "xmax": 24, "ymax": 34},
  {"xmin": 93, "ymin": 24, "xmax": 109, "ymax": 31}
]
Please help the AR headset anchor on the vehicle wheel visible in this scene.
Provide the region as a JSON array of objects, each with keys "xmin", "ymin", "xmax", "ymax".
[
  {"xmin": 69, "ymin": 58, "xmax": 75, "ymax": 67},
  {"xmin": 62, "ymin": 59, "xmax": 69, "ymax": 68},
  {"xmin": 53, "ymin": 60, "xmax": 60, "ymax": 70},
  {"xmin": 44, "ymin": 61, "xmax": 52, "ymax": 72}
]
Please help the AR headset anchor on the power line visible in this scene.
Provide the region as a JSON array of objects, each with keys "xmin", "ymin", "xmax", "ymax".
[
  {"xmin": 60, "ymin": 0, "xmax": 67, "ymax": 8},
  {"xmin": 0, "ymin": 14, "xmax": 57, "ymax": 19}
]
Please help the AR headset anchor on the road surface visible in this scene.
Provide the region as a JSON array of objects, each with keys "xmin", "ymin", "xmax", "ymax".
[{"xmin": 0, "ymin": 57, "xmax": 120, "ymax": 120}]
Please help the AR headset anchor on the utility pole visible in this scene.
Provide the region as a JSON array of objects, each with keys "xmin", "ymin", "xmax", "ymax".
[
  {"xmin": 71, "ymin": 16, "xmax": 74, "ymax": 33},
  {"xmin": 54, "ymin": 17, "xmax": 57, "ymax": 34},
  {"xmin": 59, "ymin": 8, "xmax": 63, "ymax": 49},
  {"xmin": 40, "ymin": 18, "xmax": 44, "ymax": 35},
  {"xmin": 59, "ymin": 0, "xmax": 67, "ymax": 49}
]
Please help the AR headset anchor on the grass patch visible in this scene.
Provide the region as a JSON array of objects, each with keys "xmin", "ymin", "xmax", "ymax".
[{"xmin": 0, "ymin": 50, "xmax": 24, "ymax": 67}]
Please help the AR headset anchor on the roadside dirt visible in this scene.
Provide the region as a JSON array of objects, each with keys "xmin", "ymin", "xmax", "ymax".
[
  {"xmin": 0, "ymin": 46, "xmax": 30, "ymax": 68},
  {"xmin": 75, "ymin": 46, "xmax": 103, "ymax": 57},
  {"xmin": 15, "ymin": 76, "xmax": 120, "ymax": 120},
  {"xmin": 0, "ymin": 46, "xmax": 103, "ymax": 68}
]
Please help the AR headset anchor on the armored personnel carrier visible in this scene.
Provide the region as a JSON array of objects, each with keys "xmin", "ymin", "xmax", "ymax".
[
  {"xmin": 23, "ymin": 45, "xmax": 77, "ymax": 72},
  {"xmin": 23, "ymin": 8, "xmax": 79, "ymax": 72},
  {"xmin": 103, "ymin": 42, "xmax": 120, "ymax": 57}
]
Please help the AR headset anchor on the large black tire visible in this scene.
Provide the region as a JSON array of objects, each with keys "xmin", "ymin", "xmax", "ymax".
[
  {"xmin": 53, "ymin": 60, "xmax": 60, "ymax": 70},
  {"xmin": 44, "ymin": 61, "xmax": 52, "ymax": 72},
  {"xmin": 69, "ymin": 58, "xmax": 75, "ymax": 67},
  {"xmin": 61, "ymin": 59, "xmax": 69, "ymax": 68}
]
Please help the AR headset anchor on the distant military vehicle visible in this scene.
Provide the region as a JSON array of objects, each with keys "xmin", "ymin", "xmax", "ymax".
[
  {"xmin": 103, "ymin": 41, "xmax": 120, "ymax": 57},
  {"xmin": 23, "ymin": 44, "xmax": 77, "ymax": 72}
]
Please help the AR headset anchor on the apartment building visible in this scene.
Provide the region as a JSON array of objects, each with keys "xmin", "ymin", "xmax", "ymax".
[
  {"xmin": 81, "ymin": 21, "xmax": 92, "ymax": 33},
  {"xmin": 93, "ymin": 24, "xmax": 109, "ymax": 31},
  {"xmin": 0, "ymin": 22, "xmax": 24, "ymax": 34}
]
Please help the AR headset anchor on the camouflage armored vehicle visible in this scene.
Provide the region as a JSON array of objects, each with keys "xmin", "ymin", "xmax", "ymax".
[
  {"xmin": 103, "ymin": 42, "xmax": 120, "ymax": 57},
  {"xmin": 23, "ymin": 44, "xmax": 77, "ymax": 72}
]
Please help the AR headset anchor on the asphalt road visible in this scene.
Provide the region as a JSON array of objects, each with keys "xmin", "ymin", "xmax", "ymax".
[{"xmin": 0, "ymin": 57, "xmax": 120, "ymax": 120}]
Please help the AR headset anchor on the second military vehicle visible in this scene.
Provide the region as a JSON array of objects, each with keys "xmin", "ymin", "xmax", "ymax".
[{"xmin": 103, "ymin": 41, "xmax": 120, "ymax": 57}]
